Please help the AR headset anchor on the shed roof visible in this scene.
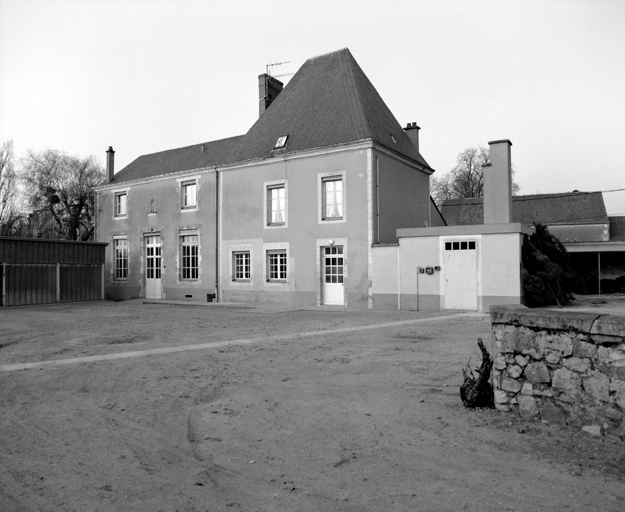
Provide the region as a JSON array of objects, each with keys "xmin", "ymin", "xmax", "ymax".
[
  {"xmin": 440, "ymin": 191, "xmax": 608, "ymax": 227},
  {"xmin": 109, "ymin": 48, "xmax": 430, "ymax": 185}
]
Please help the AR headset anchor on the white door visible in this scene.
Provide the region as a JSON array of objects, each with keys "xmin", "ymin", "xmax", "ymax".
[
  {"xmin": 145, "ymin": 235, "xmax": 162, "ymax": 299},
  {"xmin": 322, "ymin": 246, "xmax": 345, "ymax": 306},
  {"xmin": 444, "ymin": 240, "xmax": 477, "ymax": 310}
]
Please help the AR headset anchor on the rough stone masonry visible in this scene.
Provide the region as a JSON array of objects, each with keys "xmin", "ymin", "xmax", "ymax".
[{"xmin": 490, "ymin": 306, "xmax": 625, "ymax": 439}]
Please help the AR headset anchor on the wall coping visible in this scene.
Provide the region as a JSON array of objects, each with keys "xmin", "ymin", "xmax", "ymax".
[
  {"xmin": 397, "ymin": 222, "xmax": 530, "ymax": 239},
  {"xmin": 490, "ymin": 305, "xmax": 625, "ymax": 342}
]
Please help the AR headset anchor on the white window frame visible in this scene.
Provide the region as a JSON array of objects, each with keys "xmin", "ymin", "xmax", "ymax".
[
  {"xmin": 233, "ymin": 251, "xmax": 251, "ymax": 281},
  {"xmin": 318, "ymin": 171, "xmax": 346, "ymax": 224},
  {"xmin": 180, "ymin": 232, "xmax": 199, "ymax": 280},
  {"xmin": 267, "ymin": 250, "xmax": 287, "ymax": 282},
  {"xmin": 113, "ymin": 188, "xmax": 129, "ymax": 218},
  {"xmin": 113, "ymin": 236, "xmax": 128, "ymax": 280},
  {"xmin": 177, "ymin": 176, "xmax": 199, "ymax": 212},
  {"xmin": 264, "ymin": 179, "xmax": 288, "ymax": 229},
  {"xmin": 263, "ymin": 242, "xmax": 289, "ymax": 284}
]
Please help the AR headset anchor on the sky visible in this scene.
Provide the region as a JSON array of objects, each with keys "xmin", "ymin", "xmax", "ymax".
[{"xmin": 1, "ymin": 0, "xmax": 624, "ymax": 215}]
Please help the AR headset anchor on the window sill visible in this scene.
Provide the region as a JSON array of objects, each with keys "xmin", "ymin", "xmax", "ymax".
[
  {"xmin": 114, "ymin": 215, "xmax": 127, "ymax": 219},
  {"xmin": 233, "ymin": 279, "xmax": 251, "ymax": 282},
  {"xmin": 266, "ymin": 279, "xmax": 287, "ymax": 284},
  {"xmin": 181, "ymin": 207, "xmax": 198, "ymax": 212}
]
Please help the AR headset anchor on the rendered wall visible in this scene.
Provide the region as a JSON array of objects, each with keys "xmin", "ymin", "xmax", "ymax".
[
  {"xmin": 371, "ymin": 244, "xmax": 399, "ymax": 309},
  {"xmin": 98, "ymin": 172, "xmax": 217, "ymax": 301},
  {"xmin": 480, "ymin": 232, "xmax": 524, "ymax": 310},
  {"xmin": 373, "ymin": 150, "xmax": 431, "ymax": 244},
  {"xmin": 220, "ymin": 149, "xmax": 370, "ymax": 308},
  {"xmin": 491, "ymin": 306, "xmax": 625, "ymax": 440}
]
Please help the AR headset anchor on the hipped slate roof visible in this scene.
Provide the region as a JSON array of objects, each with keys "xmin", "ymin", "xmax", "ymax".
[
  {"xmin": 441, "ymin": 192, "xmax": 608, "ymax": 227},
  {"xmin": 109, "ymin": 48, "xmax": 430, "ymax": 185}
]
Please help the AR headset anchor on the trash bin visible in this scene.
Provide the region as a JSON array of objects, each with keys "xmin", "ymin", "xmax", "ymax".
[{"xmin": 207, "ymin": 293, "xmax": 214, "ymax": 302}]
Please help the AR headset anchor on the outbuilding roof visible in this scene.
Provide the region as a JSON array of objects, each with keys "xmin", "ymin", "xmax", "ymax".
[
  {"xmin": 441, "ymin": 191, "xmax": 608, "ymax": 227},
  {"xmin": 109, "ymin": 48, "xmax": 430, "ymax": 185}
]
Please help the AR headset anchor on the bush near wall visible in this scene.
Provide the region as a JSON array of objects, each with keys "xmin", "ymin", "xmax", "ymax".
[{"xmin": 491, "ymin": 306, "xmax": 625, "ymax": 440}]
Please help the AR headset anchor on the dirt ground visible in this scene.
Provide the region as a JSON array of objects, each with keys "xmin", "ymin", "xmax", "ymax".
[{"xmin": 1, "ymin": 300, "xmax": 624, "ymax": 512}]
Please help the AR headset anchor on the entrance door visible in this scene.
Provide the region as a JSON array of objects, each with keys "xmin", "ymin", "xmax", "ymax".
[
  {"xmin": 444, "ymin": 240, "xmax": 477, "ymax": 310},
  {"xmin": 322, "ymin": 245, "xmax": 344, "ymax": 305},
  {"xmin": 145, "ymin": 235, "xmax": 162, "ymax": 299}
]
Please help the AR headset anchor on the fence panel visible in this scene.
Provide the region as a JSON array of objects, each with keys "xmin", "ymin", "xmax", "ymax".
[
  {"xmin": 4, "ymin": 264, "xmax": 56, "ymax": 306},
  {"xmin": 60, "ymin": 265, "xmax": 102, "ymax": 303}
]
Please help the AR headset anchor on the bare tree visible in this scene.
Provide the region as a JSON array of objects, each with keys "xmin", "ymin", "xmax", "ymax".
[
  {"xmin": 20, "ymin": 149, "xmax": 105, "ymax": 241},
  {"xmin": 0, "ymin": 140, "xmax": 21, "ymax": 236},
  {"xmin": 431, "ymin": 146, "xmax": 520, "ymax": 205}
]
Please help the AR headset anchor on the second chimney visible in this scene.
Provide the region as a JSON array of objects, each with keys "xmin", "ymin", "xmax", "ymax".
[
  {"xmin": 258, "ymin": 74, "xmax": 284, "ymax": 117},
  {"xmin": 403, "ymin": 122, "xmax": 420, "ymax": 153},
  {"xmin": 106, "ymin": 146, "xmax": 115, "ymax": 182},
  {"xmin": 483, "ymin": 139, "xmax": 512, "ymax": 224}
]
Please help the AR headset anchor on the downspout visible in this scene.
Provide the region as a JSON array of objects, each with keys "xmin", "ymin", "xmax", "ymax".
[
  {"xmin": 397, "ymin": 244, "xmax": 401, "ymax": 310},
  {"xmin": 598, "ymin": 253, "xmax": 601, "ymax": 295},
  {"xmin": 215, "ymin": 169, "xmax": 220, "ymax": 302},
  {"xmin": 376, "ymin": 158, "xmax": 380, "ymax": 243}
]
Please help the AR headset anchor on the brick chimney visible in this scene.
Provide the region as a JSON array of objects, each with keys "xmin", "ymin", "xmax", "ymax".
[
  {"xmin": 106, "ymin": 146, "xmax": 115, "ymax": 182},
  {"xmin": 483, "ymin": 139, "xmax": 512, "ymax": 224},
  {"xmin": 258, "ymin": 74, "xmax": 283, "ymax": 116},
  {"xmin": 403, "ymin": 122, "xmax": 420, "ymax": 153}
]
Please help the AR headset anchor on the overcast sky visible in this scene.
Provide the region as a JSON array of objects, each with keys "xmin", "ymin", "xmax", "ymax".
[{"xmin": 1, "ymin": 0, "xmax": 624, "ymax": 216}]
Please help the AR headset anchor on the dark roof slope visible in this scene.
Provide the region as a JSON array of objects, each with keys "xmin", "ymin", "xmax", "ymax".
[
  {"xmin": 110, "ymin": 136, "xmax": 244, "ymax": 184},
  {"xmin": 441, "ymin": 192, "xmax": 608, "ymax": 226},
  {"xmin": 233, "ymin": 48, "xmax": 431, "ymax": 168},
  {"xmin": 109, "ymin": 48, "xmax": 431, "ymax": 185}
]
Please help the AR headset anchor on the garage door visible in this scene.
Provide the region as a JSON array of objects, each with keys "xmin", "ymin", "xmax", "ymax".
[{"xmin": 444, "ymin": 240, "xmax": 477, "ymax": 310}]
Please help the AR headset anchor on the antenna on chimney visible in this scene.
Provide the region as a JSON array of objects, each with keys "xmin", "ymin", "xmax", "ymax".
[{"xmin": 266, "ymin": 60, "xmax": 290, "ymax": 76}]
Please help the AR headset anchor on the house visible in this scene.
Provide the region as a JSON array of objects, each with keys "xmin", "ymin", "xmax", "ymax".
[
  {"xmin": 440, "ymin": 191, "xmax": 625, "ymax": 294},
  {"xmin": 95, "ymin": 48, "xmax": 445, "ymax": 308}
]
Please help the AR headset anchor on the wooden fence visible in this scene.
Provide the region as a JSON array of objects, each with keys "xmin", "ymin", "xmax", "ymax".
[{"xmin": 0, "ymin": 237, "xmax": 107, "ymax": 307}]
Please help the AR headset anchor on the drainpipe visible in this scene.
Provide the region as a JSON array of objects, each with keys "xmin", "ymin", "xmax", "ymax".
[
  {"xmin": 598, "ymin": 253, "xmax": 601, "ymax": 295},
  {"xmin": 215, "ymin": 169, "xmax": 220, "ymax": 302},
  {"xmin": 397, "ymin": 244, "xmax": 401, "ymax": 310}
]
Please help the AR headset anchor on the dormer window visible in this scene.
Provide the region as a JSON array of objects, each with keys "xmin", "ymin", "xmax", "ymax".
[{"xmin": 274, "ymin": 135, "xmax": 288, "ymax": 149}]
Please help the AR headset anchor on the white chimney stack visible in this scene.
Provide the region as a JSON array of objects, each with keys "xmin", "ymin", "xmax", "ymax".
[{"xmin": 483, "ymin": 139, "xmax": 512, "ymax": 224}]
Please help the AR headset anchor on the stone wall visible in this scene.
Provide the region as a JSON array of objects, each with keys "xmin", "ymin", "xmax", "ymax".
[{"xmin": 491, "ymin": 306, "xmax": 625, "ymax": 439}]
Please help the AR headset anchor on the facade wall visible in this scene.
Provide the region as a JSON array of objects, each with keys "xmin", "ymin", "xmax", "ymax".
[
  {"xmin": 97, "ymin": 171, "xmax": 217, "ymax": 301},
  {"xmin": 220, "ymin": 149, "xmax": 371, "ymax": 308},
  {"xmin": 480, "ymin": 233, "xmax": 524, "ymax": 310},
  {"xmin": 373, "ymin": 150, "xmax": 431, "ymax": 244}
]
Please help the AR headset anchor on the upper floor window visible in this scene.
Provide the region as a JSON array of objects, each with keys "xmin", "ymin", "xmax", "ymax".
[
  {"xmin": 268, "ymin": 184, "xmax": 285, "ymax": 225},
  {"xmin": 182, "ymin": 180, "xmax": 197, "ymax": 209},
  {"xmin": 115, "ymin": 192, "xmax": 127, "ymax": 217},
  {"xmin": 322, "ymin": 177, "xmax": 343, "ymax": 220},
  {"xmin": 180, "ymin": 234, "xmax": 199, "ymax": 280}
]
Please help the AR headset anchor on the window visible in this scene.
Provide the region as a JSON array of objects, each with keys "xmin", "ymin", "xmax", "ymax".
[
  {"xmin": 233, "ymin": 251, "xmax": 251, "ymax": 281},
  {"xmin": 322, "ymin": 177, "xmax": 343, "ymax": 220},
  {"xmin": 267, "ymin": 250, "xmax": 287, "ymax": 281},
  {"xmin": 148, "ymin": 198, "xmax": 157, "ymax": 214},
  {"xmin": 182, "ymin": 180, "xmax": 197, "ymax": 209},
  {"xmin": 114, "ymin": 238, "xmax": 128, "ymax": 280},
  {"xmin": 115, "ymin": 192, "xmax": 127, "ymax": 217},
  {"xmin": 180, "ymin": 234, "xmax": 199, "ymax": 279},
  {"xmin": 274, "ymin": 135, "xmax": 288, "ymax": 149},
  {"xmin": 267, "ymin": 185, "xmax": 285, "ymax": 225},
  {"xmin": 445, "ymin": 241, "xmax": 476, "ymax": 251}
]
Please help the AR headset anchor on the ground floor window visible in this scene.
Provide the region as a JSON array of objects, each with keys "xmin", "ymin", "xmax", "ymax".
[
  {"xmin": 233, "ymin": 251, "xmax": 251, "ymax": 281},
  {"xmin": 180, "ymin": 234, "xmax": 199, "ymax": 280},
  {"xmin": 267, "ymin": 250, "xmax": 287, "ymax": 281},
  {"xmin": 445, "ymin": 240, "xmax": 476, "ymax": 251},
  {"xmin": 114, "ymin": 237, "xmax": 128, "ymax": 280}
]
